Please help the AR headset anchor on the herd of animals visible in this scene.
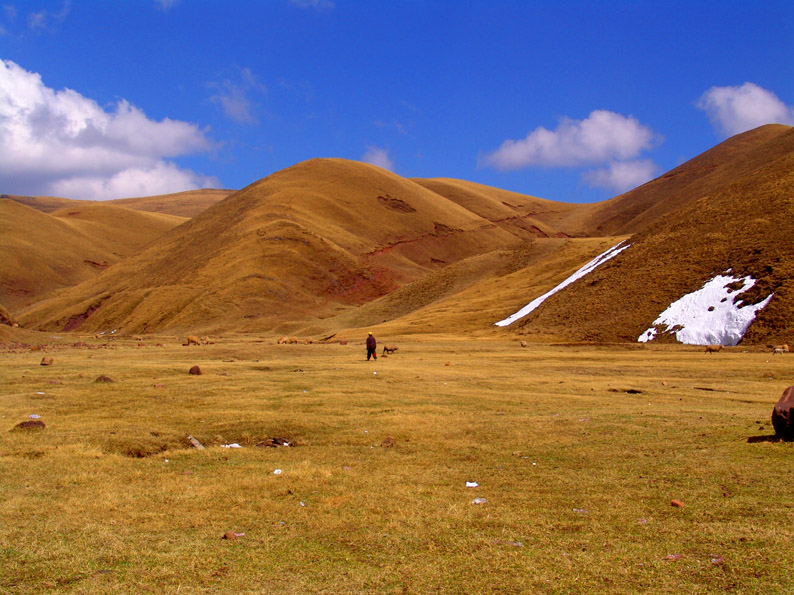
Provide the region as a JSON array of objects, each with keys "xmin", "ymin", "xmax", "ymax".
[{"xmin": 180, "ymin": 334, "xmax": 400, "ymax": 355}]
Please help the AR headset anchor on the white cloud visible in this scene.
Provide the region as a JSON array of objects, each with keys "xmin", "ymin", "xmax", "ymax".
[
  {"xmin": 481, "ymin": 110, "xmax": 657, "ymax": 170},
  {"xmin": 208, "ymin": 67, "xmax": 267, "ymax": 124},
  {"xmin": 362, "ymin": 147, "xmax": 394, "ymax": 171},
  {"xmin": 27, "ymin": 0, "xmax": 69, "ymax": 32},
  {"xmin": 290, "ymin": 0, "xmax": 335, "ymax": 10},
  {"xmin": 697, "ymin": 82, "xmax": 794, "ymax": 137},
  {"xmin": 582, "ymin": 159, "xmax": 659, "ymax": 193},
  {"xmin": 0, "ymin": 59, "xmax": 215, "ymax": 200},
  {"xmin": 155, "ymin": 0, "xmax": 180, "ymax": 11},
  {"xmin": 50, "ymin": 161, "xmax": 218, "ymax": 201}
]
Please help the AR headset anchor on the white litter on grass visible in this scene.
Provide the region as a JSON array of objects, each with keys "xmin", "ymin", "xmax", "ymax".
[
  {"xmin": 220, "ymin": 443, "xmax": 241, "ymax": 448},
  {"xmin": 472, "ymin": 497, "xmax": 488, "ymax": 505},
  {"xmin": 273, "ymin": 469, "xmax": 282, "ymax": 475},
  {"xmin": 29, "ymin": 414, "xmax": 41, "ymax": 419},
  {"xmin": 465, "ymin": 481, "xmax": 479, "ymax": 488},
  {"xmin": 495, "ymin": 241, "xmax": 631, "ymax": 326},
  {"xmin": 638, "ymin": 271, "xmax": 773, "ymax": 346},
  {"xmin": 35, "ymin": 392, "xmax": 45, "ymax": 395}
]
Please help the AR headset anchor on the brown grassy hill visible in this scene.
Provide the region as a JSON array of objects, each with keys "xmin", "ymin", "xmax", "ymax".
[
  {"xmin": 3, "ymin": 188, "xmax": 231, "ymax": 218},
  {"xmin": 0, "ymin": 199, "xmax": 186, "ymax": 311},
  {"xmin": 17, "ymin": 159, "xmax": 578, "ymax": 335},
  {"xmin": 507, "ymin": 125, "xmax": 794, "ymax": 345},
  {"xmin": 107, "ymin": 189, "xmax": 233, "ymax": 217},
  {"xmin": 565, "ymin": 124, "xmax": 792, "ymax": 236}
]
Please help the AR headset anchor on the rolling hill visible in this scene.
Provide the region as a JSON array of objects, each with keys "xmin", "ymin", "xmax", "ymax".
[
  {"xmin": 7, "ymin": 124, "xmax": 794, "ymax": 344},
  {"xmin": 0, "ymin": 199, "xmax": 186, "ymax": 310}
]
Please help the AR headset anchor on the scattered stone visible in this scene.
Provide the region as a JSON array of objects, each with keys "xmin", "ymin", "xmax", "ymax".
[
  {"xmin": 772, "ymin": 386, "xmax": 794, "ymax": 440},
  {"xmin": 381, "ymin": 436, "xmax": 395, "ymax": 447},
  {"xmin": 181, "ymin": 471, "xmax": 194, "ymax": 475},
  {"xmin": 153, "ymin": 383, "xmax": 164, "ymax": 388},
  {"xmin": 222, "ymin": 531, "xmax": 245, "ymax": 540},
  {"xmin": 186, "ymin": 434, "xmax": 205, "ymax": 450},
  {"xmin": 94, "ymin": 375, "xmax": 114, "ymax": 383},
  {"xmin": 14, "ymin": 420, "xmax": 45, "ymax": 431},
  {"xmin": 670, "ymin": 499, "xmax": 685, "ymax": 508},
  {"xmin": 710, "ymin": 554, "xmax": 725, "ymax": 566},
  {"xmin": 189, "ymin": 365, "xmax": 201, "ymax": 375},
  {"xmin": 445, "ymin": 362, "xmax": 451, "ymax": 366},
  {"xmin": 665, "ymin": 553, "xmax": 682, "ymax": 561},
  {"xmin": 572, "ymin": 508, "xmax": 589, "ymax": 514},
  {"xmin": 256, "ymin": 437, "xmax": 290, "ymax": 448},
  {"xmin": 40, "ymin": 357, "xmax": 53, "ymax": 366},
  {"xmin": 520, "ymin": 340, "xmax": 527, "ymax": 348},
  {"xmin": 472, "ymin": 497, "xmax": 487, "ymax": 505}
]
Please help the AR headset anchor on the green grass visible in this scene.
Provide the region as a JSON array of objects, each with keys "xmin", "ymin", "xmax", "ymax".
[{"xmin": 1, "ymin": 337, "xmax": 793, "ymax": 593}]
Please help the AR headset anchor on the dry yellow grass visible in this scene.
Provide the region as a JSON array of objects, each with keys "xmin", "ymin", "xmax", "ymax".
[{"xmin": 2, "ymin": 335, "xmax": 793, "ymax": 593}]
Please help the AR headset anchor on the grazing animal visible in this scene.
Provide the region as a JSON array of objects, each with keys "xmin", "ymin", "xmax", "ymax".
[
  {"xmin": 704, "ymin": 345, "xmax": 722, "ymax": 353},
  {"xmin": 288, "ymin": 337, "xmax": 299, "ymax": 344},
  {"xmin": 520, "ymin": 340, "xmax": 527, "ymax": 348},
  {"xmin": 187, "ymin": 335, "xmax": 201, "ymax": 346},
  {"xmin": 382, "ymin": 345, "xmax": 398, "ymax": 355},
  {"xmin": 773, "ymin": 344, "xmax": 789, "ymax": 355},
  {"xmin": 200, "ymin": 336, "xmax": 211, "ymax": 345},
  {"xmin": 304, "ymin": 338, "xmax": 314, "ymax": 344},
  {"xmin": 277, "ymin": 336, "xmax": 289, "ymax": 345}
]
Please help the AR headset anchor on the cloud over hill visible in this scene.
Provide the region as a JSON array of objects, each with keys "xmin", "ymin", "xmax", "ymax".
[{"xmin": 0, "ymin": 60, "xmax": 218, "ymax": 200}]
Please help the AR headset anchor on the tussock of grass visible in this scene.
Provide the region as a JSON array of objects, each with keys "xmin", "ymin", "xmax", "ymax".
[{"xmin": 2, "ymin": 337, "xmax": 794, "ymax": 592}]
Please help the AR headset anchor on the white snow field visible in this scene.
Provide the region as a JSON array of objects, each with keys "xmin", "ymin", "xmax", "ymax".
[
  {"xmin": 495, "ymin": 241, "xmax": 630, "ymax": 327},
  {"xmin": 638, "ymin": 271, "xmax": 773, "ymax": 346}
]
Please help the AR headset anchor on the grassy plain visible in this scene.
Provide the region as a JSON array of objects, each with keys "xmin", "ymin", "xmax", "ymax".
[{"xmin": 1, "ymin": 336, "xmax": 793, "ymax": 594}]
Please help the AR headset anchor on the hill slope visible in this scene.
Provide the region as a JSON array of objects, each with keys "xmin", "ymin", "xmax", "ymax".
[
  {"xmin": 16, "ymin": 159, "xmax": 579, "ymax": 334},
  {"xmin": 0, "ymin": 199, "xmax": 186, "ymax": 310},
  {"xmin": 503, "ymin": 125, "xmax": 794, "ymax": 344}
]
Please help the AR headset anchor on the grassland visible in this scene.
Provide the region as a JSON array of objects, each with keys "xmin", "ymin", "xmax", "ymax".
[{"xmin": 1, "ymin": 336, "xmax": 793, "ymax": 593}]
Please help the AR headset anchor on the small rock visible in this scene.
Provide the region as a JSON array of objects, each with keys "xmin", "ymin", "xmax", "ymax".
[
  {"xmin": 472, "ymin": 497, "xmax": 487, "ymax": 505},
  {"xmin": 710, "ymin": 555, "xmax": 725, "ymax": 566},
  {"xmin": 189, "ymin": 365, "xmax": 201, "ymax": 375},
  {"xmin": 153, "ymin": 383, "xmax": 164, "ymax": 388},
  {"xmin": 94, "ymin": 375, "xmax": 114, "ymax": 383},
  {"xmin": 772, "ymin": 386, "xmax": 794, "ymax": 440},
  {"xmin": 670, "ymin": 499, "xmax": 685, "ymax": 508},
  {"xmin": 665, "ymin": 553, "xmax": 682, "ymax": 561},
  {"xmin": 222, "ymin": 531, "xmax": 244, "ymax": 540},
  {"xmin": 40, "ymin": 357, "xmax": 53, "ymax": 366},
  {"xmin": 14, "ymin": 420, "xmax": 45, "ymax": 430},
  {"xmin": 381, "ymin": 436, "xmax": 395, "ymax": 447},
  {"xmin": 444, "ymin": 362, "xmax": 451, "ymax": 366}
]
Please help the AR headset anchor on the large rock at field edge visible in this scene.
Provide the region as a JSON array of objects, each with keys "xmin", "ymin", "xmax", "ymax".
[{"xmin": 772, "ymin": 386, "xmax": 794, "ymax": 440}]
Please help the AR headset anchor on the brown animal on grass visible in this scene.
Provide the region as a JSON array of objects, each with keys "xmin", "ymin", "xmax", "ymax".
[
  {"xmin": 304, "ymin": 338, "xmax": 314, "ymax": 344},
  {"xmin": 773, "ymin": 344, "xmax": 789, "ymax": 355},
  {"xmin": 200, "ymin": 336, "xmax": 211, "ymax": 345},
  {"xmin": 704, "ymin": 345, "xmax": 722, "ymax": 353},
  {"xmin": 382, "ymin": 345, "xmax": 398, "ymax": 355},
  {"xmin": 288, "ymin": 337, "xmax": 299, "ymax": 344},
  {"xmin": 277, "ymin": 336, "xmax": 289, "ymax": 344},
  {"xmin": 186, "ymin": 335, "xmax": 201, "ymax": 346}
]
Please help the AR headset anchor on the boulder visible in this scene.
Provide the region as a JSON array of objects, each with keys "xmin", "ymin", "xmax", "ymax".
[
  {"xmin": 189, "ymin": 365, "xmax": 202, "ymax": 375},
  {"xmin": 94, "ymin": 375, "xmax": 115, "ymax": 383},
  {"xmin": 772, "ymin": 386, "xmax": 794, "ymax": 440},
  {"xmin": 40, "ymin": 357, "xmax": 53, "ymax": 366},
  {"xmin": 14, "ymin": 420, "xmax": 45, "ymax": 431}
]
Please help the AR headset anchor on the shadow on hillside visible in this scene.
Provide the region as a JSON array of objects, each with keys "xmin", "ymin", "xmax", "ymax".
[{"xmin": 746, "ymin": 434, "xmax": 782, "ymax": 443}]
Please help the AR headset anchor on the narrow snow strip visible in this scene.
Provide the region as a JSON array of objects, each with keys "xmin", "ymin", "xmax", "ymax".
[
  {"xmin": 638, "ymin": 272, "xmax": 773, "ymax": 346},
  {"xmin": 495, "ymin": 241, "xmax": 631, "ymax": 327}
]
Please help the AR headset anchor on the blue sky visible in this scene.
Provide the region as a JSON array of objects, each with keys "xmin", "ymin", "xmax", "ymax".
[{"xmin": 1, "ymin": 0, "xmax": 793, "ymax": 202}]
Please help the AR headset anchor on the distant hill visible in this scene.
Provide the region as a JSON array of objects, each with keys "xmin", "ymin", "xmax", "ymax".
[
  {"xmin": 0, "ymin": 199, "xmax": 186, "ymax": 310},
  {"xmin": 504, "ymin": 125, "xmax": 794, "ymax": 344},
  {"xmin": 15, "ymin": 159, "xmax": 579, "ymax": 334},
  {"xmin": 2, "ymin": 188, "xmax": 232, "ymax": 218},
  {"xmin": 9, "ymin": 124, "xmax": 794, "ymax": 344}
]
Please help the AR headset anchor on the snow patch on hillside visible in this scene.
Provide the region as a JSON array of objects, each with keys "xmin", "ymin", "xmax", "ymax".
[
  {"xmin": 638, "ymin": 272, "xmax": 773, "ymax": 346},
  {"xmin": 495, "ymin": 241, "xmax": 630, "ymax": 327}
]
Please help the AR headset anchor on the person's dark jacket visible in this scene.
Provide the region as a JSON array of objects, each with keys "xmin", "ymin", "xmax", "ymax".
[{"xmin": 366, "ymin": 335, "xmax": 376, "ymax": 350}]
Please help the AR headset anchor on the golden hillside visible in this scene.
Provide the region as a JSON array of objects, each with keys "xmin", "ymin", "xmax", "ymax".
[
  {"xmin": 507, "ymin": 125, "xmax": 794, "ymax": 344},
  {"xmin": 16, "ymin": 159, "xmax": 579, "ymax": 334},
  {"xmin": 0, "ymin": 199, "xmax": 186, "ymax": 310},
  {"xmin": 3, "ymin": 188, "xmax": 231, "ymax": 218}
]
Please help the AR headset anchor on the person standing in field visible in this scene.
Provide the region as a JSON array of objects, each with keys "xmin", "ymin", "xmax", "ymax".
[{"xmin": 366, "ymin": 332, "xmax": 377, "ymax": 361}]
